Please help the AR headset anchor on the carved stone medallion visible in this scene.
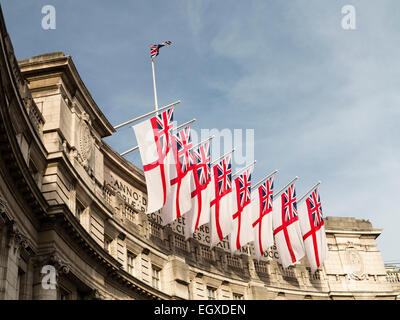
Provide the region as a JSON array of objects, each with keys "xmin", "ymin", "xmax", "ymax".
[
  {"xmin": 344, "ymin": 243, "xmax": 367, "ymax": 280},
  {"xmin": 79, "ymin": 120, "xmax": 93, "ymax": 165}
]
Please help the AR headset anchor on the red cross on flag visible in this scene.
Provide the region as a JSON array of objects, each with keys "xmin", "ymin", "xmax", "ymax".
[
  {"xmin": 298, "ymin": 187, "xmax": 328, "ymax": 272},
  {"xmin": 229, "ymin": 168, "xmax": 254, "ymax": 253},
  {"xmin": 209, "ymin": 154, "xmax": 234, "ymax": 247},
  {"xmin": 161, "ymin": 126, "xmax": 194, "ymax": 226},
  {"xmin": 251, "ymin": 174, "xmax": 275, "ymax": 259},
  {"xmin": 185, "ymin": 142, "xmax": 212, "ymax": 239},
  {"xmin": 272, "ymin": 181, "xmax": 305, "ymax": 268},
  {"xmin": 133, "ymin": 107, "xmax": 174, "ymax": 214}
]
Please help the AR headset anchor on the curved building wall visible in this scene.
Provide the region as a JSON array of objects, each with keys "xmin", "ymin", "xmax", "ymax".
[{"xmin": 0, "ymin": 5, "xmax": 398, "ymax": 300}]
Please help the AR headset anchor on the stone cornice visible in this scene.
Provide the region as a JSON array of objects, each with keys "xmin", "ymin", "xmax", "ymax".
[
  {"xmin": 0, "ymin": 8, "xmax": 48, "ymax": 226},
  {"xmin": 326, "ymin": 228, "xmax": 382, "ymax": 238},
  {"xmin": 18, "ymin": 53, "xmax": 115, "ymax": 138}
]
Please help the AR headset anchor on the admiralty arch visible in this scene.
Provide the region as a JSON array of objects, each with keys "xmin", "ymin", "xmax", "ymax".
[{"xmin": 0, "ymin": 6, "xmax": 398, "ymax": 300}]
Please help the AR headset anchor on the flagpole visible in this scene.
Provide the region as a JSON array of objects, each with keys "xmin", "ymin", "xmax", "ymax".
[
  {"xmin": 151, "ymin": 59, "xmax": 159, "ymax": 115},
  {"xmin": 211, "ymin": 148, "xmax": 235, "ymax": 165},
  {"xmin": 172, "ymin": 118, "xmax": 196, "ymax": 132},
  {"xmin": 273, "ymin": 176, "xmax": 299, "ymax": 200},
  {"xmin": 189, "ymin": 135, "xmax": 215, "ymax": 151},
  {"xmin": 232, "ymin": 160, "xmax": 257, "ymax": 178},
  {"xmin": 251, "ymin": 169, "xmax": 279, "ymax": 190},
  {"xmin": 113, "ymin": 100, "xmax": 180, "ymax": 130},
  {"xmin": 297, "ymin": 181, "xmax": 321, "ymax": 204},
  {"xmin": 120, "ymin": 118, "xmax": 196, "ymax": 157}
]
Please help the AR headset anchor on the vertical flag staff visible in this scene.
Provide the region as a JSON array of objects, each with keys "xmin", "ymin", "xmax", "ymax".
[
  {"xmin": 150, "ymin": 41, "xmax": 172, "ymax": 115},
  {"xmin": 151, "ymin": 59, "xmax": 158, "ymax": 114}
]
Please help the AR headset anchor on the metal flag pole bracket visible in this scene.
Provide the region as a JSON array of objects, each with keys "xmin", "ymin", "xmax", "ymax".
[
  {"xmin": 120, "ymin": 118, "xmax": 195, "ymax": 157},
  {"xmin": 211, "ymin": 148, "xmax": 235, "ymax": 165},
  {"xmin": 273, "ymin": 176, "xmax": 299, "ymax": 200},
  {"xmin": 113, "ymin": 100, "xmax": 181, "ymax": 130},
  {"xmin": 297, "ymin": 181, "xmax": 321, "ymax": 204},
  {"xmin": 251, "ymin": 169, "xmax": 278, "ymax": 190},
  {"xmin": 232, "ymin": 160, "xmax": 257, "ymax": 178}
]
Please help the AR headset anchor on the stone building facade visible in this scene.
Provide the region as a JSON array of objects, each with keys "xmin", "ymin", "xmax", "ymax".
[{"xmin": 0, "ymin": 6, "xmax": 398, "ymax": 300}]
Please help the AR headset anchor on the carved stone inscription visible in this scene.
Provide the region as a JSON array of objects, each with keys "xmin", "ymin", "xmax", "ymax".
[{"xmin": 104, "ymin": 167, "xmax": 147, "ymax": 212}]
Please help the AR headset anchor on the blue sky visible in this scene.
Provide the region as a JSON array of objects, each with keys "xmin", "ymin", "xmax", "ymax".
[{"xmin": 3, "ymin": 0, "xmax": 400, "ymax": 264}]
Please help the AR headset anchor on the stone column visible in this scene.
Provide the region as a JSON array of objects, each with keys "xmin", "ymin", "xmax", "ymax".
[
  {"xmin": 32, "ymin": 252, "xmax": 70, "ymax": 300},
  {"xmin": 0, "ymin": 220, "xmax": 29, "ymax": 300}
]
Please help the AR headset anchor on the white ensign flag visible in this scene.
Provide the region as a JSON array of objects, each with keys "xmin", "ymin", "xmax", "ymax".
[
  {"xmin": 209, "ymin": 155, "xmax": 234, "ymax": 247},
  {"xmin": 133, "ymin": 107, "xmax": 174, "ymax": 214},
  {"xmin": 229, "ymin": 169, "xmax": 254, "ymax": 253},
  {"xmin": 185, "ymin": 142, "xmax": 212, "ymax": 239},
  {"xmin": 272, "ymin": 182, "xmax": 305, "ymax": 268},
  {"xmin": 161, "ymin": 127, "xmax": 193, "ymax": 226},
  {"xmin": 298, "ymin": 187, "xmax": 328, "ymax": 272},
  {"xmin": 251, "ymin": 174, "xmax": 275, "ymax": 259}
]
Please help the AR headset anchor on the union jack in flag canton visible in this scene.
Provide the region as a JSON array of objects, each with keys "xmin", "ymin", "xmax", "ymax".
[
  {"xmin": 133, "ymin": 107, "xmax": 174, "ymax": 214},
  {"xmin": 150, "ymin": 41, "xmax": 172, "ymax": 60},
  {"xmin": 298, "ymin": 187, "xmax": 328, "ymax": 272},
  {"xmin": 185, "ymin": 142, "xmax": 212, "ymax": 239},
  {"xmin": 272, "ymin": 182, "xmax": 305, "ymax": 268},
  {"xmin": 161, "ymin": 126, "xmax": 194, "ymax": 226},
  {"xmin": 230, "ymin": 169, "xmax": 254, "ymax": 253},
  {"xmin": 150, "ymin": 107, "xmax": 174, "ymax": 159},
  {"xmin": 175, "ymin": 126, "xmax": 194, "ymax": 174},
  {"xmin": 209, "ymin": 154, "xmax": 234, "ymax": 247},
  {"xmin": 251, "ymin": 174, "xmax": 275, "ymax": 259}
]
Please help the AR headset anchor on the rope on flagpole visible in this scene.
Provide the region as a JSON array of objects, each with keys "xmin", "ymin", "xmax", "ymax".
[
  {"xmin": 297, "ymin": 181, "xmax": 321, "ymax": 204},
  {"xmin": 251, "ymin": 169, "xmax": 279, "ymax": 190},
  {"xmin": 211, "ymin": 148, "xmax": 235, "ymax": 165},
  {"xmin": 119, "ymin": 118, "xmax": 196, "ymax": 157},
  {"xmin": 113, "ymin": 100, "xmax": 181, "ymax": 130},
  {"xmin": 232, "ymin": 160, "xmax": 257, "ymax": 178},
  {"xmin": 273, "ymin": 176, "xmax": 299, "ymax": 200}
]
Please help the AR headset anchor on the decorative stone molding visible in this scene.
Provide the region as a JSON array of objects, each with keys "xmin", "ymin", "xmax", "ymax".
[
  {"xmin": 48, "ymin": 253, "xmax": 71, "ymax": 275},
  {"xmin": 6, "ymin": 221, "xmax": 29, "ymax": 252},
  {"xmin": 344, "ymin": 242, "xmax": 368, "ymax": 281},
  {"xmin": 33, "ymin": 251, "xmax": 71, "ymax": 276},
  {"xmin": 78, "ymin": 119, "xmax": 93, "ymax": 166}
]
